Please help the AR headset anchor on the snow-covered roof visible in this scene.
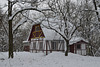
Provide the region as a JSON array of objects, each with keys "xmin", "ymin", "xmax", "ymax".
[
  {"xmin": 27, "ymin": 23, "xmax": 87, "ymax": 44},
  {"xmin": 42, "ymin": 28, "xmax": 62, "ymax": 40},
  {"xmin": 39, "ymin": 27, "xmax": 88, "ymax": 45},
  {"xmin": 23, "ymin": 41, "xmax": 29, "ymax": 43},
  {"xmin": 69, "ymin": 37, "xmax": 88, "ymax": 45},
  {"xmin": 42, "ymin": 26, "xmax": 88, "ymax": 44}
]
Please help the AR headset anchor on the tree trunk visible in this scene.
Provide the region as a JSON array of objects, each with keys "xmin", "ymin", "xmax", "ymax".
[
  {"xmin": 8, "ymin": 0, "xmax": 13, "ymax": 58},
  {"xmin": 65, "ymin": 40, "xmax": 69, "ymax": 56},
  {"xmin": 8, "ymin": 20, "xmax": 13, "ymax": 58}
]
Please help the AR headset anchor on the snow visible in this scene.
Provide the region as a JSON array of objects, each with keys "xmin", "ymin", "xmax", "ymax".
[
  {"xmin": 0, "ymin": 52, "xmax": 100, "ymax": 67},
  {"xmin": 42, "ymin": 28, "xmax": 60, "ymax": 40},
  {"xmin": 0, "ymin": 0, "xmax": 8, "ymax": 11},
  {"xmin": 0, "ymin": 0, "xmax": 7, "ymax": 6},
  {"xmin": 69, "ymin": 37, "xmax": 88, "ymax": 45},
  {"xmin": 23, "ymin": 41, "xmax": 29, "ymax": 43}
]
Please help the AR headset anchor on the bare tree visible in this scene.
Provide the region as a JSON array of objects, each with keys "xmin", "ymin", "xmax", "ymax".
[
  {"xmin": 7, "ymin": 0, "xmax": 50, "ymax": 58},
  {"xmin": 42, "ymin": 0, "xmax": 83, "ymax": 56},
  {"xmin": 93, "ymin": 0, "xmax": 100, "ymax": 21},
  {"xmin": 79, "ymin": 0, "xmax": 100, "ymax": 56},
  {"xmin": 0, "ymin": 6, "xmax": 8, "ymax": 52}
]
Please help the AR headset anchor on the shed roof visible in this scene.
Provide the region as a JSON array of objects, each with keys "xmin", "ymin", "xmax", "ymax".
[{"xmin": 69, "ymin": 37, "xmax": 88, "ymax": 45}]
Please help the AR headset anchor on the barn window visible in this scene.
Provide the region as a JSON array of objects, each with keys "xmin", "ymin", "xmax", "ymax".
[
  {"xmin": 39, "ymin": 42, "xmax": 43, "ymax": 50},
  {"xmin": 51, "ymin": 41, "xmax": 57, "ymax": 50},
  {"xmin": 35, "ymin": 25, "xmax": 40, "ymax": 31},
  {"xmin": 77, "ymin": 44, "xmax": 81, "ymax": 49}
]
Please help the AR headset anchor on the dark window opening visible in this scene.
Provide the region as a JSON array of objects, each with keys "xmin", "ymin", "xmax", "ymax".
[
  {"xmin": 35, "ymin": 25, "xmax": 40, "ymax": 31},
  {"xmin": 77, "ymin": 44, "xmax": 81, "ymax": 49},
  {"xmin": 24, "ymin": 46, "xmax": 29, "ymax": 51}
]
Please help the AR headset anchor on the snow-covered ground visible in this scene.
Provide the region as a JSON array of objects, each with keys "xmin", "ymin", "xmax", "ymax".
[{"xmin": 0, "ymin": 52, "xmax": 100, "ymax": 67}]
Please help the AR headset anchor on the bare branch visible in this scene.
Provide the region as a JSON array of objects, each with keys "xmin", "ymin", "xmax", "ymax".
[
  {"xmin": 13, "ymin": 18, "xmax": 27, "ymax": 33},
  {"xmin": 0, "ymin": 18, "xmax": 8, "ymax": 36},
  {"xmin": 9, "ymin": 7, "xmax": 51, "ymax": 21}
]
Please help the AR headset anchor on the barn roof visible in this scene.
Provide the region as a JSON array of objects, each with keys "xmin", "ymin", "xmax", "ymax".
[
  {"xmin": 26, "ymin": 23, "xmax": 63, "ymax": 41},
  {"xmin": 42, "ymin": 28, "xmax": 62, "ymax": 40}
]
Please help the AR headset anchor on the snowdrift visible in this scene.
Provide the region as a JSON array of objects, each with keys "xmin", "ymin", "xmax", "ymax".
[{"xmin": 0, "ymin": 52, "xmax": 100, "ymax": 67}]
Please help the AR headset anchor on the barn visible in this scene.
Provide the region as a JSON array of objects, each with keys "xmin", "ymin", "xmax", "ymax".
[{"xmin": 23, "ymin": 24, "xmax": 65, "ymax": 55}]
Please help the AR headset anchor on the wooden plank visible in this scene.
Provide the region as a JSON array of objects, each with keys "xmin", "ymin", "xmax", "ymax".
[
  {"xmin": 59, "ymin": 42, "xmax": 62, "ymax": 50},
  {"xmin": 46, "ymin": 41, "xmax": 48, "ymax": 55}
]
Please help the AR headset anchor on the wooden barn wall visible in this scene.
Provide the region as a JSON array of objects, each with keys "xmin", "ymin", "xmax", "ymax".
[{"xmin": 29, "ymin": 40, "xmax": 65, "ymax": 55}]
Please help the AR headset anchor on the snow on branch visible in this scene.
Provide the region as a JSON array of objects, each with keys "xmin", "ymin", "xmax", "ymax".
[
  {"xmin": 9, "ymin": 7, "xmax": 51, "ymax": 21},
  {"xmin": 42, "ymin": 23, "xmax": 67, "ymax": 41},
  {"xmin": 13, "ymin": 17, "xmax": 27, "ymax": 33},
  {"xmin": 80, "ymin": 9, "xmax": 98, "ymax": 12}
]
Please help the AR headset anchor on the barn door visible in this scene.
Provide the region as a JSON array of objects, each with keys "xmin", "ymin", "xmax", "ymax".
[{"xmin": 70, "ymin": 45, "xmax": 74, "ymax": 53}]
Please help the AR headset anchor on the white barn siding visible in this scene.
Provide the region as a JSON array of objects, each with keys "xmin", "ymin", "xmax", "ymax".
[
  {"xmin": 81, "ymin": 44, "xmax": 86, "ymax": 55},
  {"xmin": 76, "ymin": 44, "xmax": 86, "ymax": 55}
]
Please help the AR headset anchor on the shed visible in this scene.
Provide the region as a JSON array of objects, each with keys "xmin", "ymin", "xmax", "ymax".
[{"xmin": 69, "ymin": 37, "xmax": 88, "ymax": 55}]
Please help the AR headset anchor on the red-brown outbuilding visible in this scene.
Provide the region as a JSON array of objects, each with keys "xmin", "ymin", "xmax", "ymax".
[{"xmin": 69, "ymin": 37, "xmax": 88, "ymax": 55}]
